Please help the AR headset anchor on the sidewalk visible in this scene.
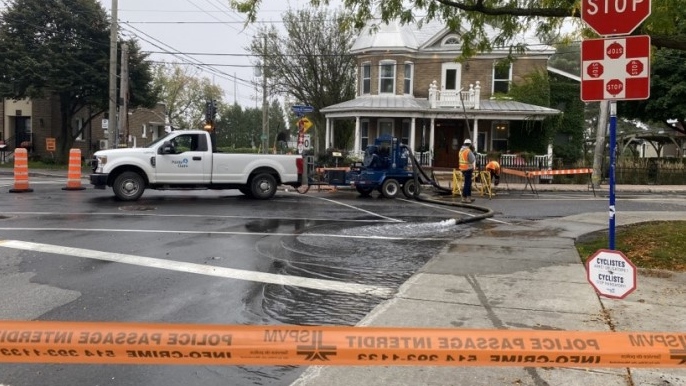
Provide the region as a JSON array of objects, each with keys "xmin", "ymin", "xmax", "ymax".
[{"xmin": 291, "ymin": 209, "xmax": 686, "ymax": 385}]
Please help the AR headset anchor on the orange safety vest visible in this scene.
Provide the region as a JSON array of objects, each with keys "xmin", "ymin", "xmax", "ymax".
[
  {"xmin": 486, "ymin": 160, "xmax": 500, "ymax": 174},
  {"xmin": 458, "ymin": 148, "xmax": 472, "ymax": 171}
]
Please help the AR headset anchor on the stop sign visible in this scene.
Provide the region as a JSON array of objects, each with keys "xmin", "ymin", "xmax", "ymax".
[
  {"xmin": 582, "ymin": 0, "xmax": 651, "ymax": 36},
  {"xmin": 586, "ymin": 249, "xmax": 637, "ymax": 299}
]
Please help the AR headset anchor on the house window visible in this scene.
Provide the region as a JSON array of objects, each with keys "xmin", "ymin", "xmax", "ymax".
[
  {"xmin": 361, "ymin": 63, "xmax": 371, "ymax": 95},
  {"xmin": 403, "ymin": 63, "xmax": 413, "ymax": 95},
  {"xmin": 442, "ymin": 35, "xmax": 461, "ymax": 46},
  {"xmin": 379, "ymin": 119, "xmax": 393, "ymax": 136},
  {"xmin": 379, "ymin": 61, "xmax": 396, "ymax": 94},
  {"xmin": 492, "ymin": 122, "xmax": 509, "ymax": 151},
  {"xmin": 493, "ymin": 61, "xmax": 512, "ymax": 94},
  {"xmin": 73, "ymin": 117, "xmax": 84, "ymax": 141},
  {"xmin": 441, "ymin": 63, "xmax": 462, "ymax": 92},
  {"xmin": 361, "ymin": 120, "xmax": 369, "ymax": 150},
  {"xmin": 142, "ymin": 124, "xmax": 147, "ymax": 138},
  {"xmin": 401, "ymin": 120, "xmax": 410, "ymax": 145}
]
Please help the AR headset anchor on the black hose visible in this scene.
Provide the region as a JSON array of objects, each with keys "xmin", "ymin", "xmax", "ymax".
[{"xmin": 402, "ymin": 144, "xmax": 494, "ymax": 225}]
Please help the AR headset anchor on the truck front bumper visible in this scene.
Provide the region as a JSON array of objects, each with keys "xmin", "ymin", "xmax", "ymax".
[{"xmin": 90, "ymin": 173, "xmax": 109, "ymax": 189}]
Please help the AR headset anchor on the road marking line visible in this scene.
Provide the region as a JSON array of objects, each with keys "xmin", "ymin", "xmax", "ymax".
[
  {"xmin": 290, "ymin": 193, "xmax": 403, "ymax": 222},
  {"xmin": 0, "ymin": 240, "xmax": 394, "ymax": 297},
  {"xmin": 0, "ymin": 227, "xmax": 453, "ymax": 241},
  {"xmin": 1, "ymin": 211, "xmax": 397, "ymax": 223}
]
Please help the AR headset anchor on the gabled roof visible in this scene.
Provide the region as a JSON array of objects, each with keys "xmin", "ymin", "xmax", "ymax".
[{"xmin": 350, "ymin": 18, "xmax": 556, "ymax": 56}]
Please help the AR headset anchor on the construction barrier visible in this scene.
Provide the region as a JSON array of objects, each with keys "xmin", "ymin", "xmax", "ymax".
[
  {"xmin": 527, "ymin": 168, "xmax": 592, "ymax": 176},
  {"xmin": 0, "ymin": 321, "xmax": 684, "ymax": 367},
  {"xmin": 8, "ymin": 148, "xmax": 33, "ymax": 193},
  {"xmin": 62, "ymin": 148, "xmax": 86, "ymax": 190},
  {"xmin": 452, "ymin": 169, "xmax": 494, "ymax": 199}
]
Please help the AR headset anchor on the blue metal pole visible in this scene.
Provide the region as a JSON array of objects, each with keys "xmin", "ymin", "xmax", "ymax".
[{"xmin": 609, "ymin": 101, "xmax": 617, "ymax": 250}]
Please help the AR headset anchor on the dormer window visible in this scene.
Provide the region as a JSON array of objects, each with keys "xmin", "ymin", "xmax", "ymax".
[
  {"xmin": 379, "ymin": 61, "xmax": 396, "ymax": 94},
  {"xmin": 442, "ymin": 35, "xmax": 461, "ymax": 46}
]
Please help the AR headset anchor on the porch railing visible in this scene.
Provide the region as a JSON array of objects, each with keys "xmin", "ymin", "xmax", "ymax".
[{"xmin": 428, "ymin": 80, "xmax": 481, "ymax": 110}]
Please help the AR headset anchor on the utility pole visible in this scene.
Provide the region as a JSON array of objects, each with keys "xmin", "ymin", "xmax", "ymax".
[
  {"xmin": 108, "ymin": 0, "xmax": 118, "ymax": 149},
  {"xmin": 592, "ymin": 101, "xmax": 609, "ymax": 188},
  {"xmin": 261, "ymin": 34, "xmax": 269, "ymax": 154},
  {"xmin": 118, "ymin": 43, "xmax": 129, "ymax": 148}
]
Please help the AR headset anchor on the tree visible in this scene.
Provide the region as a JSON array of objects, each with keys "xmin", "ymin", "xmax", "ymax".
[
  {"xmin": 151, "ymin": 63, "xmax": 224, "ymax": 130},
  {"xmin": 247, "ymin": 7, "xmax": 357, "ymax": 153},
  {"xmin": 0, "ymin": 0, "xmax": 157, "ymax": 161},
  {"xmin": 619, "ymin": 47, "xmax": 686, "ymax": 135},
  {"xmin": 232, "ymin": 0, "xmax": 686, "ymax": 53}
]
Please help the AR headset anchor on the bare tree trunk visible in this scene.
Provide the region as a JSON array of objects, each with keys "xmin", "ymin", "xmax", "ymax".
[{"xmin": 591, "ymin": 101, "xmax": 609, "ymax": 188}]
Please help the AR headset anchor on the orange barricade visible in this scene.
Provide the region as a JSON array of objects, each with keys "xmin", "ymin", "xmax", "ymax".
[
  {"xmin": 527, "ymin": 168, "xmax": 592, "ymax": 176},
  {"xmin": 0, "ymin": 321, "xmax": 684, "ymax": 367},
  {"xmin": 63, "ymin": 148, "xmax": 86, "ymax": 190},
  {"xmin": 9, "ymin": 148, "xmax": 33, "ymax": 193}
]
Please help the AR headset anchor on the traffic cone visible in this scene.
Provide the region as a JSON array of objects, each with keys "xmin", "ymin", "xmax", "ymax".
[
  {"xmin": 63, "ymin": 148, "xmax": 86, "ymax": 190},
  {"xmin": 9, "ymin": 148, "xmax": 33, "ymax": 193}
]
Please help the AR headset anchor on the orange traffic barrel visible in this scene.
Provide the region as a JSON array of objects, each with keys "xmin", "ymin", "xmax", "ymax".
[
  {"xmin": 9, "ymin": 148, "xmax": 33, "ymax": 193},
  {"xmin": 63, "ymin": 148, "xmax": 86, "ymax": 190}
]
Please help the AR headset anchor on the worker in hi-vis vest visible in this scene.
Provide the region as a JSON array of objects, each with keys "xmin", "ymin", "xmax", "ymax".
[
  {"xmin": 458, "ymin": 138, "xmax": 476, "ymax": 203},
  {"xmin": 485, "ymin": 158, "xmax": 501, "ymax": 186}
]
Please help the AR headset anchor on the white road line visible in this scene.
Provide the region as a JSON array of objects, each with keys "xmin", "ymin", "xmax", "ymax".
[
  {"xmin": 0, "ymin": 227, "xmax": 453, "ymax": 241},
  {"xmin": 289, "ymin": 192, "xmax": 403, "ymax": 223},
  {"xmin": 0, "ymin": 240, "xmax": 395, "ymax": 297},
  {"xmin": 0, "ymin": 211, "xmax": 395, "ymax": 224}
]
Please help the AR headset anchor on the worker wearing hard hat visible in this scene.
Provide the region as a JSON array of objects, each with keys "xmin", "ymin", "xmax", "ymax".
[
  {"xmin": 485, "ymin": 158, "xmax": 501, "ymax": 186},
  {"xmin": 458, "ymin": 138, "xmax": 476, "ymax": 203}
]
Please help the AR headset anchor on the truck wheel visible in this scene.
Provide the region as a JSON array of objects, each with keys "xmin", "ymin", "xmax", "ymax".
[
  {"xmin": 355, "ymin": 186, "xmax": 374, "ymax": 197},
  {"xmin": 381, "ymin": 179, "xmax": 400, "ymax": 199},
  {"xmin": 402, "ymin": 179, "xmax": 417, "ymax": 198},
  {"xmin": 113, "ymin": 171, "xmax": 145, "ymax": 201},
  {"xmin": 250, "ymin": 173, "xmax": 277, "ymax": 199}
]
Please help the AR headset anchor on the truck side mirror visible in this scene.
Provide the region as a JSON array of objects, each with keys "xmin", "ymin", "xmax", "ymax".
[{"xmin": 160, "ymin": 141, "xmax": 175, "ymax": 154}]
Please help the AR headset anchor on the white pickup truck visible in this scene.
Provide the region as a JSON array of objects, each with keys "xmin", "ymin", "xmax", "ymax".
[{"xmin": 90, "ymin": 130, "xmax": 303, "ymax": 201}]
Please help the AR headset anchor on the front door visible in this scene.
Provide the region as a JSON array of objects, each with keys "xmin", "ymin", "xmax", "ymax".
[
  {"xmin": 14, "ymin": 117, "xmax": 31, "ymax": 148},
  {"xmin": 433, "ymin": 121, "xmax": 463, "ymax": 168}
]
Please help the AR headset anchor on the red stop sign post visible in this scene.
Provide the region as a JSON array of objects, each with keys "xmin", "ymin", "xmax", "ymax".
[{"xmin": 582, "ymin": 0, "xmax": 651, "ymax": 36}]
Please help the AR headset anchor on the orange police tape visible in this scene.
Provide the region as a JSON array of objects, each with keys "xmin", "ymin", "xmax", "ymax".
[{"xmin": 0, "ymin": 321, "xmax": 685, "ymax": 367}]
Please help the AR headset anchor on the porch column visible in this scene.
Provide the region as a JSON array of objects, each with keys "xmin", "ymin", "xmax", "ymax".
[
  {"xmin": 325, "ymin": 118, "xmax": 331, "ymax": 149},
  {"xmin": 354, "ymin": 116, "xmax": 361, "ymax": 158},
  {"xmin": 472, "ymin": 119, "xmax": 479, "ymax": 153},
  {"xmin": 429, "ymin": 118, "xmax": 435, "ymax": 167},
  {"xmin": 410, "ymin": 118, "xmax": 416, "ymax": 153}
]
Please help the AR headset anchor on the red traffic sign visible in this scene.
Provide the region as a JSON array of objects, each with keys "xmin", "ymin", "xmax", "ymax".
[
  {"xmin": 582, "ymin": 0, "xmax": 651, "ymax": 36},
  {"xmin": 581, "ymin": 35, "xmax": 651, "ymax": 102},
  {"xmin": 586, "ymin": 249, "xmax": 637, "ymax": 299}
]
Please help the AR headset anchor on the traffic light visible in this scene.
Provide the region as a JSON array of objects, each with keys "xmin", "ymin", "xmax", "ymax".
[{"xmin": 204, "ymin": 100, "xmax": 217, "ymax": 131}]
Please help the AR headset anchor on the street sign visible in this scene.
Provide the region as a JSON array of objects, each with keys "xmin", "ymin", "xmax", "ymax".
[
  {"xmin": 298, "ymin": 117, "xmax": 313, "ymax": 132},
  {"xmin": 581, "ymin": 0, "xmax": 651, "ymax": 36},
  {"xmin": 581, "ymin": 35, "xmax": 650, "ymax": 102},
  {"xmin": 586, "ymin": 249, "xmax": 637, "ymax": 299},
  {"xmin": 291, "ymin": 105, "xmax": 314, "ymax": 116}
]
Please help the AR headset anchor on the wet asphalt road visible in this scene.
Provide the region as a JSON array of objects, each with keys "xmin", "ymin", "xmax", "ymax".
[{"xmin": 0, "ymin": 178, "xmax": 684, "ymax": 385}]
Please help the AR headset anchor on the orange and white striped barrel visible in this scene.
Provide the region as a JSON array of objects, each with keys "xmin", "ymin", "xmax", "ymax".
[
  {"xmin": 63, "ymin": 148, "xmax": 86, "ymax": 190},
  {"xmin": 9, "ymin": 148, "xmax": 33, "ymax": 193}
]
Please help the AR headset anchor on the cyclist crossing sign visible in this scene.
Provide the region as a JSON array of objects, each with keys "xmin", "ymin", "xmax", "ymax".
[{"xmin": 586, "ymin": 249, "xmax": 637, "ymax": 299}]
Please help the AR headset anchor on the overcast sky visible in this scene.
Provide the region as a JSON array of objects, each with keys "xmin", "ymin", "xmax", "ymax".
[{"xmin": 98, "ymin": 0, "xmax": 329, "ymax": 108}]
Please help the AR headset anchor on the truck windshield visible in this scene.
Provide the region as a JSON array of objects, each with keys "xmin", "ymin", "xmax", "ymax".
[{"xmin": 146, "ymin": 132, "xmax": 175, "ymax": 148}]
